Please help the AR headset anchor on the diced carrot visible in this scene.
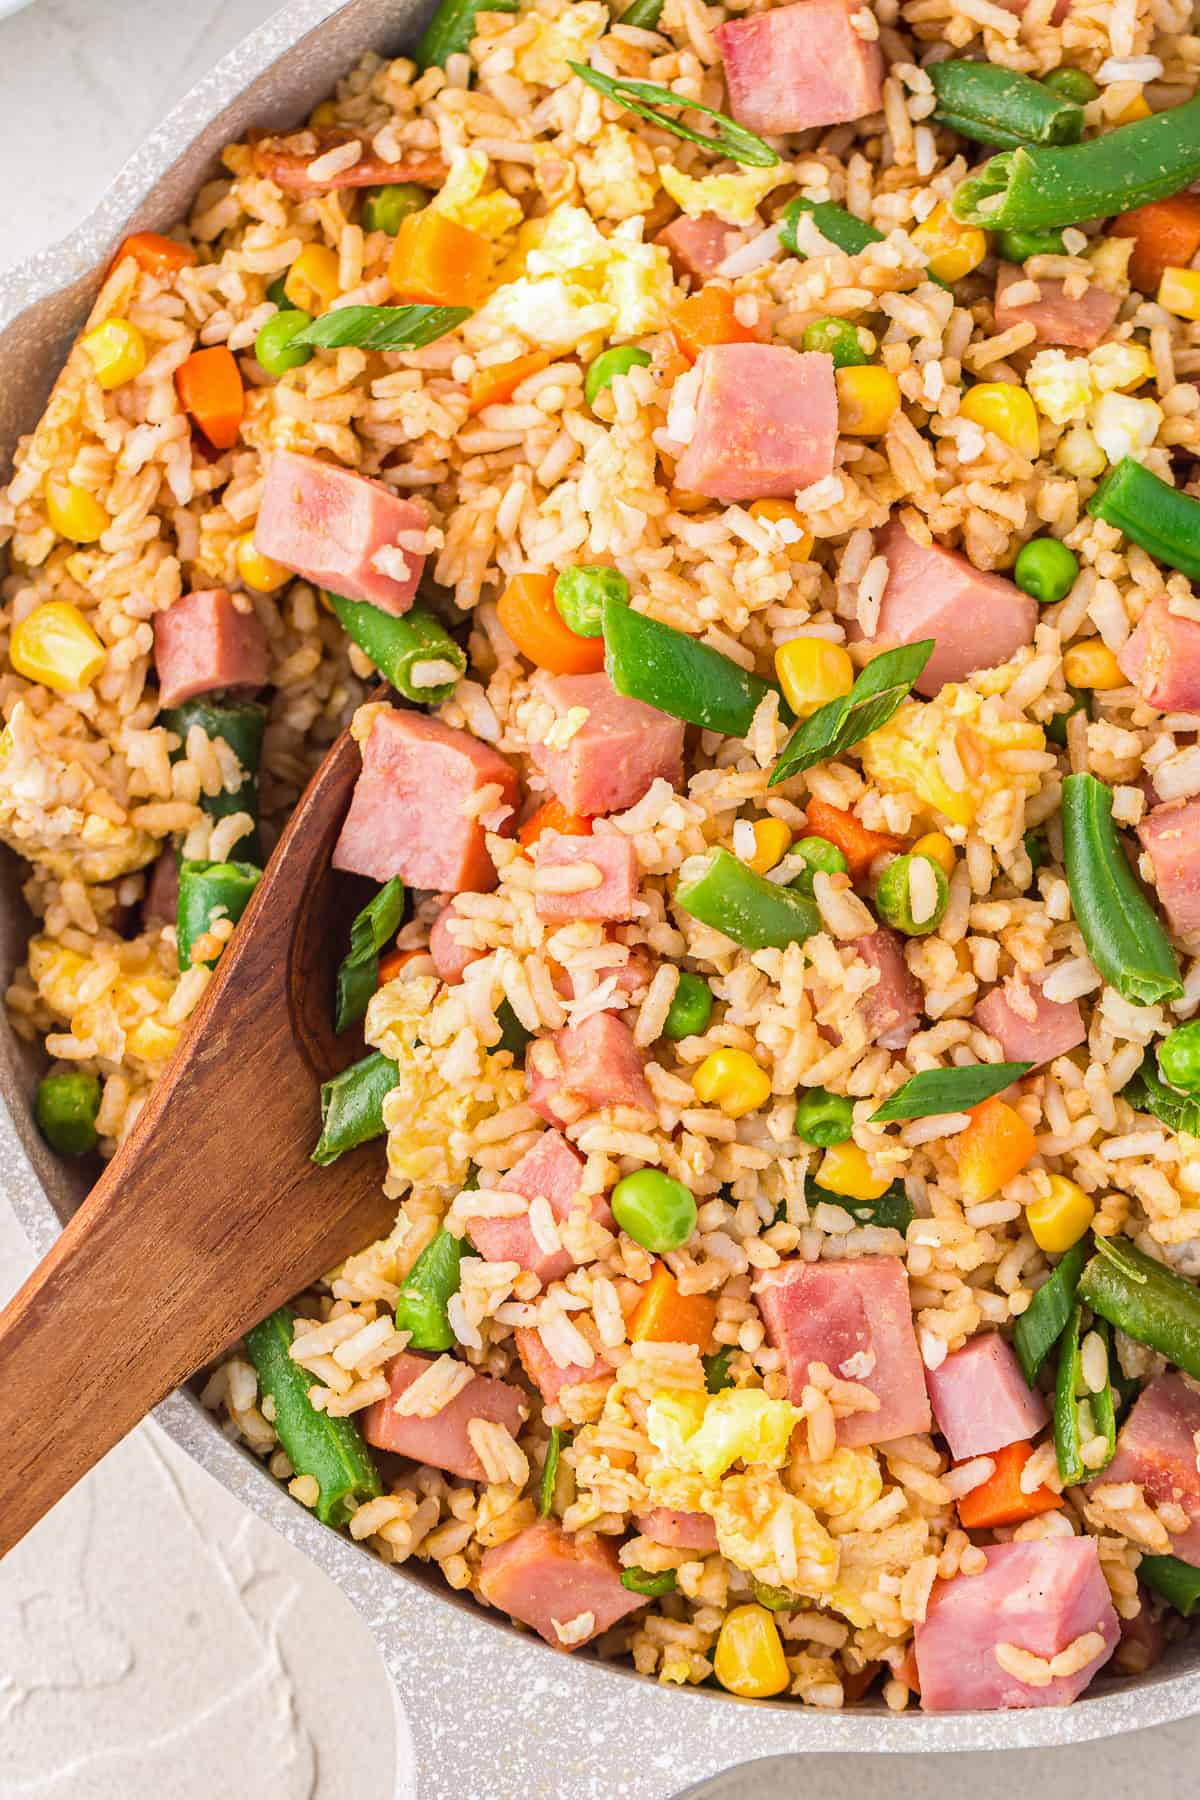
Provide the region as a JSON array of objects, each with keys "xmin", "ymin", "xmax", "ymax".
[
  {"xmin": 629, "ymin": 1263, "xmax": 717, "ymax": 1352},
  {"xmin": 378, "ymin": 945, "xmax": 425, "ymax": 985},
  {"xmin": 174, "ymin": 346, "xmax": 245, "ymax": 451},
  {"xmin": 1112, "ymin": 195, "xmax": 1200, "ymax": 297},
  {"xmin": 956, "ymin": 1095, "xmax": 1037, "ymax": 1204},
  {"xmin": 114, "ymin": 231, "xmax": 197, "ymax": 279},
  {"xmin": 669, "ymin": 286, "xmax": 756, "ymax": 364},
  {"xmin": 518, "ymin": 797, "xmax": 594, "ymax": 850},
  {"xmin": 496, "ymin": 572, "xmax": 606, "ymax": 676},
  {"xmin": 389, "ymin": 210, "xmax": 492, "ymax": 309},
  {"xmin": 803, "ymin": 798, "xmax": 906, "ymax": 880},
  {"xmin": 895, "ymin": 1647, "xmax": 921, "ymax": 1694},
  {"xmin": 955, "ymin": 1440, "xmax": 1063, "ymax": 1531},
  {"xmin": 468, "ymin": 351, "xmax": 552, "ymax": 414}
]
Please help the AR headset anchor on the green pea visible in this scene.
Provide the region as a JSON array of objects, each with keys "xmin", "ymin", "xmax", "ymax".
[
  {"xmin": 788, "ymin": 835, "xmax": 848, "ymax": 898},
  {"xmin": 35, "ymin": 1070, "xmax": 101, "ymax": 1156},
  {"xmin": 553, "ymin": 564, "xmax": 630, "ymax": 638},
  {"xmin": 255, "ymin": 308, "xmax": 315, "ymax": 376},
  {"xmin": 1014, "ymin": 536, "xmax": 1079, "ymax": 605},
  {"xmin": 794, "ymin": 1086, "xmax": 855, "ymax": 1148},
  {"xmin": 611, "ymin": 1169, "xmax": 697, "ymax": 1253},
  {"xmin": 1158, "ymin": 1020, "xmax": 1200, "ymax": 1094},
  {"xmin": 996, "ymin": 226, "xmax": 1069, "ymax": 262},
  {"xmin": 874, "ymin": 852, "xmax": 950, "ymax": 937},
  {"xmin": 361, "ymin": 183, "xmax": 430, "ymax": 235},
  {"xmin": 1046, "ymin": 683, "xmax": 1091, "ymax": 747},
  {"xmin": 801, "ymin": 316, "xmax": 868, "ymax": 370},
  {"xmin": 266, "ymin": 275, "xmax": 295, "ymax": 309},
  {"xmin": 662, "ymin": 971, "xmax": 714, "ymax": 1042},
  {"xmin": 585, "ymin": 345, "xmax": 652, "ymax": 410},
  {"xmin": 1042, "ymin": 66, "xmax": 1100, "ymax": 105}
]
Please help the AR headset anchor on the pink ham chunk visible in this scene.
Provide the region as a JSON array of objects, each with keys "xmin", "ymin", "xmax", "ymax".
[
  {"xmin": 1118, "ymin": 595, "xmax": 1200, "ymax": 712},
  {"xmin": 143, "ymin": 849, "xmax": 180, "ymax": 925},
  {"xmin": 1137, "ymin": 796, "xmax": 1200, "ymax": 937},
  {"xmin": 870, "ymin": 518, "xmax": 1037, "ymax": 697},
  {"xmin": 926, "ymin": 1333, "xmax": 1048, "ymax": 1462},
  {"xmin": 527, "ymin": 1012, "xmax": 655, "ymax": 1124},
  {"xmin": 559, "ymin": 944, "xmax": 652, "ymax": 1002},
  {"xmin": 994, "ymin": 263, "xmax": 1121, "ymax": 351},
  {"xmin": 915, "ymin": 1538, "xmax": 1118, "ymax": 1711},
  {"xmin": 656, "ymin": 214, "xmax": 746, "ymax": 283},
  {"xmin": 254, "ymin": 449, "xmax": 426, "ymax": 616},
  {"xmin": 530, "ymin": 673, "xmax": 685, "ymax": 817},
  {"xmin": 675, "ymin": 344, "xmax": 838, "ymax": 503},
  {"xmin": 332, "ymin": 707, "xmax": 519, "ymax": 893},
  {"xmin": 854, "ymin": 929, "xmax": 922, "ymax": 1050},
  {"xmin": 973, "ymin": 971, "xmax": 1086, "ymax": 1067},
  {"xmin": 361, "ymin": 1352, "xmax": 526, "ymax": 1481},
  {"xmin": 429, "ymin": 901, "xmax": 486, "ymax": 986},
  {"xmin": 754, "ymin": 1257, "xmax": 932, "ymax": 1447},
  {"xmin": 516, "ymin": 1324, "xmax": 613, "ymax": 1405},
  {"xmin": 479, "ymin": 1519, "xmax": 644, "ymax": 1649},
  {"xmin": 534, "ymin": 831, "xmax": 637, "ymax": 923},
  {"xmin": 154, "ymin": 588, "xmax": 268, "ymax": 709},
  {"xmin": 997, "ymin": 0, "xmax": 1071, "ymax": 26},
  {"xmin": 1097, "ymin": 1373, "xmax": 1200, "ymax": 1566},
  {"xmin": 634, "ymin": 1508, "xmax": 719, "ymax": 1553},
  {"xmin": 716, "ymin": 0, "xmax": 884, "ymax": 137},
  {"xmin": 461, "ymin": 1130, "xmax": 612, "ymax": 1288}
]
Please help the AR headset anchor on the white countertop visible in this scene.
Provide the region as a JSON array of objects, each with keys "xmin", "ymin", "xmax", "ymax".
[{"xmin": 2, "ymin": 5, "xmax": 1200, "ymax": 1795}]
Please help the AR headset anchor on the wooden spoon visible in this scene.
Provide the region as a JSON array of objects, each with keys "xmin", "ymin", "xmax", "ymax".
[{"xmin": 0, "ymin": 711, "xmax": 399, "ymax": 1556}]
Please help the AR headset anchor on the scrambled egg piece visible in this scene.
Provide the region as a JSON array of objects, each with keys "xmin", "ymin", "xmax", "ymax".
[
  {"xmin": 659, "ymin": 162, "xmax": 789, "ymax": 228},
  {"xmin": 1027, "ymin": 350, "xmax": 1093, "ymax": 427},
  {"xmin": 1090, "ymin": 391, "xmax": 1163, "ymax": 465},
  {"xmin": 431, "ymin": 147, "xmax": 523, "ymax": 243},
  {"xmin": 708, "ymin": 1471, "xmax": 840, "ymax": 1597},
  {"xmin": 1027, "ymin": 341, "xmax": 1162, "ymax": 464},
  {"xmin": 860, "ymin": 684, "xmax": 1046, "ymax": 830},
  {"xmin": 789, "ymin": 1446, "xmax": 882, "ymax": 1521},
  {"xmin": 646, "ymin": 1387, "xmax": 802, "ymax": 1481},
  {"xmin": 577, "ymin": 126, "xmax": 658, "ymax": 222},
  {"xmin": 513, "ymin": 0, "xmax": 607, "ymax": 85},
  {"xmin": 29, "ymin": 932, "xmax": 181, "ymax": 1072},
  {"xmin": 0, "ymin": 703, "xmax": 157, "ymax": 883}
]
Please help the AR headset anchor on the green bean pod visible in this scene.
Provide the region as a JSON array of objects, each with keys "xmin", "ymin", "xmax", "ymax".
[
  {"xmin": 161, "ymin": 698, "xmax": 267, "ymax": 863},
  {"xmin": 929, "ymin": 61, "xmax": 1084, "ymax": 150},
  {"xmin": 328, "ymin": 594, "xmax": 466, "ymax": 706},
  {"xmin": 395, "ymin": 1228, "xmax": 465, "ymax": 1351},
  {"xmin": 245, "ymin": 1306, "xmax": 382, "ymax": 1526},
  {"xmin": 35, "ymin": 1070, "xmax": 102, "ymax": 1156},
  {"xmin": 1087, "ymin": 457, "xmax": 1200, "ymax": 583},
  {"xmin": 334, "ymin": 877, "xmax": 406, "ymax": 1034},
  {"xmin": 1013, "ymin": 1238, "xmax": 1088, "ymax": 1383},
  {"xmin": 176, "ymin": 859, "xmax": 262, "ymax": 971},
  {"xmin": 1061, "ymin": 773, "xmax": 1182, "ymax": 1007},
  {"xmin": 311, "ymin": 1050, "xmax": 398, "ymax": 1166},
  {"xmin": 675, "ymin": 848, "xmax": 820, "ymax": 950},
  {"xmin": 415, "ymin": 0, "xmax": 518, "ymax": 67},
  {"xmin": 780, "ymin": 197, "xmax": 884, "ymax": 259},
  {"xmin": 603, "ymin": 597, "xmax": 783, "ymax": 738},
  {"xmin": 1053, "ymin": 1306, "xmax": 1115, "ymax": 1485},
  {"xmin": 621, "ymin": 1566, "xmax": 678, "ymax": 1596},
  {"xmin": 1077, "ymin": 1234, "xmax": 1200, "ymax": 1382},
  {"xmin": 1140, "ymin": 1554, "xmax": 1200, "ymax": 1617}
]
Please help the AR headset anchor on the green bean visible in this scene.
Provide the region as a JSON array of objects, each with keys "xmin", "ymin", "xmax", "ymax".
[
  {"xmin": 1086, "ymin": 456, "xmax": 1200, "ymax": 583},
  {"xmin": 554, "ymin": 565, "xmax": 629, "ymax": 638},
  {"xmin": 929, "ymin": 61, "xmax": 1084, "ymax": 150},
  {"xmin": 161, "ymin": 698, "xmax": 267, "ymax": 863},
  {"xmin": 245, "ymin": 1307, "xmax": 381, "ymax": 1525},
  {"xmin": 35, "ymin": 1070, "xmax": 101, "ymax": 1156},
  {"xmin": 334, "ymin": 877, "xmax": 406, "ymax": 1033},
  {"xmin": 1053, "ymin": 1305, "xmax": 1115, "ymax": 1485},
  {"xmin": 1139, "ymin": 1554, "xmax": 1200, "ymax": 1617},
  {"xmin": 539, "ymin": 1424, "xmax": 565, "ymax": 1516},
  {"xmin": 327, "ymin": 594, "xmax": 466, "ymax": 706},
  {"xmin": 704, "ymin": 1346, "xmax": 735, "ymax": 1392},
  {"xmin": 603, "ymin": 596, "xmax": 782, "ymax": 737},
  {"xmin": 311, "ymin": 1050, "xmax": 398, "ymax": 1166},
  {"xmin": 395, "ymin": 1227, "xmax": 464, "ymax": 1351},
  {"xmin": 1078, "ymin": 1233, "xmax": 1200, "ymax": 1380},
  {"xmin": 675, "ymin": 847, "xmax": 820, "ymax": 951},
  {"xmin": 953, "ymin": 97, "xmax": 1200, "ymax": 229},
  {"xmin": 1061, "ymin": 772, "xmax": 1182, "ymax": 1006},
  {"xmin": 621, "ymin": 1566, "xmax": 678, "ymax": 1596},
  {"xmin": 176, "ymin": 858, "xmax": 261, "ymax": 971},
  {"xmin": 1013, "ymin": 1239, "xmax": 1088, "ymax": 1383},
  {"xmin": 780, "ymin": 197, "xmax": 883, "ymax": 259},
  {"xmin": 416, "ymin": 0, "xmax": 518, "ymax": 67}
]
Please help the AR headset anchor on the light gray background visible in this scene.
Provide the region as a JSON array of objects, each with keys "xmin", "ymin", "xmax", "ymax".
[{"xmin": 0, "ymin": 2, "xmax": 1198, "ymax": 1794}]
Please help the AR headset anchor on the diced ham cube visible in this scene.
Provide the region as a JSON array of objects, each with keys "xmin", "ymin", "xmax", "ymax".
[
  {"xmin": 254, "ymin": 449, "xmax": 426, "ymax": 616},
  {"xmin": 926, "ymin": 1333, "xmax": 1048, "ymax": 1461},
  {"xmin": 996, "ymin": 0, "xmax": 1071, "ymax": 27},
  {"xmin": 972, "ymin": 971, "xmax": 1086, "ymax": 1067},
  {"xmin": 1137, "ymin": 796, "xmax": 1200, "ymax": 937},
  {"xmin": 854, "ymin": 929, "xmax": 922, "ymax": 1050},
  {"xmin": 754, "ymin": 1257, "xmax": 932, "ymax": 1447},
  {"xmin": 530, "ymin": 673, "xmax": 684, "ymax": 817},
  {"xmin": 332, "ymin": 707, "xmax": 519, "ymax": 893},
  {"xmin": 1097, "ymin": 1373, "xmax": 1200, "ymax": 1566},
  {"xmin": 461, "ymin": 1130, "xmax": 612, "ymax": 1288},
  {"xmin": 361, "ymin": 1352, "xmax": 526, "ymax": 1481},
  {"xmin": 1118, "ymin": 595, "xmax": 1200, "ymax": 712},
  {"xmin": 656, "ymin": 214, "xmax": 747, "ymax": 283},
  {"xmin": 634, "ymin": 1508, "xmax": 719, "ymax": 1553},
  {"xmin": 534, "ymin": 831, "xmax": 638, "ymax": 923},
  {"xmin": 429, "ymin": 900, "xmax": 486, "ymax": 986},
  {"xmin": 675, "ymin": 344, "xmax": 838, "ymax": 502},
  {"xmin": 870, "ymin": 518, "xmax": 1038, "ymax": 697},
  {"xmin": 478, "ymin": 1519, "xmax": 644, "ymax": 1648},
  {"xmin": 253, "ymin": 130, "xmax": 446, "ymax": 196},
  {"xmin": 143, "ymin": 849, "xmax": 180, "ymax": 925},
  {"xmin": 994, "ymin": 263, "xmax": 1120, "ymax": 351},
  {"xmin": 558, "ymin": 944, "xmax": 652, "ymax": 1002},
  {"xmin": 526, "ymin": 1012, "xmax": 655, "ymax": 1123},
  {"xmin": 153, "ymin": 588, "xmax": 268, "ymax": 709},
  {"xmin": 915, "ymin": 1539, "xmax": 1119, "ymax": 1711},
  {"xmin": 516, "ymin": 1324, "xmax": 613, "ymax": 1405},
  {"xmin": 716, "ymin": 0, "xmax": 884, "ymax": 137}
]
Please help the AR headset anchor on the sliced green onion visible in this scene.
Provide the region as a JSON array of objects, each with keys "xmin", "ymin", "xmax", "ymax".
[
  {"xmin": 871, "ymin": 1062, "xmax": 1031, "ymax": 1123},
  {"xmin": 539, "ymin": 1424, "xmax": 565, "ymax": 1516},
  {"xmin": 618, "ymin": 0, "xmax": 664, "ymax": 26},
  {"xmin": 621, "ymin": 1565, "xmax": 678, "ymax": 1597},
  {"xmin": 567, "ymin": 64, "xmax": 779, "ymax": 169},
  {"xmin": 1013, "ymin": 1240, "xmax": 1089, "ymax": 1385},
  {"xmin": 769, "ymin": 641, "xmax": 934, "ymax": 787},
  {"xmin": 1124, "ymin": 1053, "xmax": 1200, "ymax": 1136},
  {"xmin": 416, "ymin": 0, "xmax": 519, "ymax": 69},
  {"xmin": 704, "ymin": 1346, "xmax": 735, "ymax": 1393},
  {"xmin": 335, "ymin": 876, "xmax": 406, "ymax": 1034},
  {"xmin": 291, "ymin": 304, "xmax": 470, "ymax": 353},
  {"xmin": 808, "ymin": 1172, "xmax": 914, "ymax": 1233}
]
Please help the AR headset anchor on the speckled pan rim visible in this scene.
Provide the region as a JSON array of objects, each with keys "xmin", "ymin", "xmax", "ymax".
[{"xmin": 2, "ymin": 0, "xmax": 1200, "ymax": 1787}]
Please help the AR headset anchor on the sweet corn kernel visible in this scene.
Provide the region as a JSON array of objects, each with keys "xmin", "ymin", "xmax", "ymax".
[
  {"xmin": 1157, "ymin": 267, "xmax": 1200, "ymax": 323},
  {"xmin": 911, "ymin": 831, "xmax": 955, "ymax": 878},
  {"xmin": 309, "ymin": 99, "xmax": 339, "ymax": 128},
  {"xmin": 1063, "ymin": 640, "xmax": 1124, "ymax": 690},
  {"xmin": 44, "ymin": 475, "xmax": 109, "ymax": 544},
  {"xmin": 774, "ymin": 637, "xmax": 855, "ymax": 719},
  {"xmin": 911, "ymin": 201, "xmax": 989, "ymax": 283},
  {"xmin": 959, "ymin": 383, "xmax": 1041, "ymax": 460},
  {"xmin": 746, "ymin": 817, "xmax": 793, "ymax": 875},
  {"xmin": 1026, "ymin": 1174, "xmax": 1095, "ymax": 1253},
  {"xmin": 1055, "ymin": 424, "xmax": 1106, "ymax": 480},
  {"xmin": 82, "ymin": 318, "xmax": 147, "ymax": 390},
  {"xmin": 836, "ymin": 365, "xmax": 901, "ymax": 437},
  {"xmin": 10, "ymin": 601, "xmax": 106, "ymax": 694},
  {"xmin": 712, "ymin": 1605, "xmax": 791, "ymax": 1699},
  {"xmin": 816, "ymin": 1142, "xmax": 892, "ymax": 1202},
  {"xmin": 126, "ymin": 1015, "xmax": 181, "ymax": 1063},
  {"xmin": 235, "ymin": 534, "xmax": 291, "ymax": 592},
  {"xmin": 284, "ymin": 243, "xmax": 341, "ymax": 313},
  {"xmin": 693, "ymin": 1048, "xmax": 772, "ymax": 1119},
  {"xmin": 748, "ymin": 499, "xmax": 814, "ymax": 561}
]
